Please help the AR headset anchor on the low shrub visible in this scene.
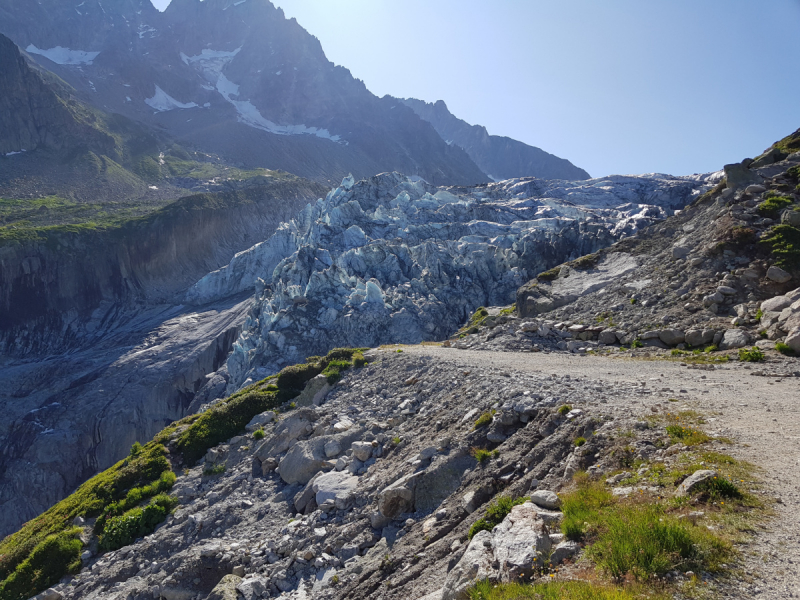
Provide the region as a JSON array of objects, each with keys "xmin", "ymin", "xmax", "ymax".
[
  {"xmin": 757, "ymin": 193, "xmax": 793, "ymax": 218},
  {"xmin": 468, "ymin": 495, "xmax": 528, "ymax": 540},
  {"xmin": 471, "ymin": 448, "xmax": 493, "ymax": 463},
  {"xmin": 99, "ymin": 494, "xmax": 178, "ymax": 551},
  {"xmin": 0, "ymin": 528, "xmax": 83, "ymax": 600},
  {"xmin": 253, "ymin": 428, "xmax": 265, "ymax": 440},
  {"xmin": 761, "ymin": 224, "xmax": 800, "ymax": 269},
  {"xmin": 738, "ymin": 346, "xmax": 764, "ymax": 362},
  {"xmin": 631, "ymin": 339, "xmax": 643, "ymax": 348}
]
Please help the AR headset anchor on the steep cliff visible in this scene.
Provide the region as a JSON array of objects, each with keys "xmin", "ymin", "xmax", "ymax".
[{"xmin": 0, "ymin": 175, "xmax": 326, "ymax": 355}]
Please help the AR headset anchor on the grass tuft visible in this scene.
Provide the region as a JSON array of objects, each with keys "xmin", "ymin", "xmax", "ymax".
[{"xmin": 468, "ymin": 495, "xmax": 529, "ymax": 540}]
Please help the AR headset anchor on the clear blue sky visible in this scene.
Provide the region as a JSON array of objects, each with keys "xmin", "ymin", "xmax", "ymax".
[{"xmin": 151, "ymin": 0, "xmax": 800, "ymax": 178}]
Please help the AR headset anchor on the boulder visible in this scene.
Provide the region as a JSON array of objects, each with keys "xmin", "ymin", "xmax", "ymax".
[
  {"xmin": 550, "ymin": 540, "xmax": 580, "ymax": 565},
  {"xmin": 598, "ymin": 329, "xmax": 618, "ymax": 345},
  {"xmin": 671, "ymin": 246, "xmax": 690, "ymax": 260},
  {"xmin": 245, "ymin": 411, "xmax": 275, "ymax": 432},
  {"xmin": 441, "ymin": 531, "xmax": 495, "ymax": 600},
  {"xmin": 295, "ymin": 374, "xmax": 332, "ymax": 407},
  {"xmin": 767, "ymin": 266, "xmax": 792, "ymax": 284},
  {"xmin": 658, "ymin": 328, "xmax": 685, "ymax": 346},
  {"xmin": 530, "ymin": 490, "xmax": 560, "ymax": 510},
  {"xmin": 491, "ymin": 503, "xmax": 552, "ymax": 579},
  {"xmin": 786, "ymin": 327, "xmax": 800, "ymax": 354},
  {"xmin": 718, "ymin": 329, "xmax": 752, "ymax": 350},
  {"xmin": 351, "ymin": 441, "xmax": 374, "ymax": 462},
  {"xmin": 782, "ymin": 209, "xmax": 800, "ymax": 228},
  {"xmin": 378, "ymin": 473, "xmax": 420, "ymax": 518},
  {"xmin": 313, "ymin": 472, "xmax": 360, "ymax": 509},
  {"xmin": 278, "ymin": 441, "xmax": 334, "ymax": 485},
  {"xmin": 744, "ymin": 184, "xmax": 767, "ymax": 194},
  {"xmin": 293, "ymin": 473, "xmax": 323, "ymax": 513},
  {"xmin": 254, "ymin": 408, "xmax": 317, "ymax": 459},
  {"xmin": 324, "ymin": 439, "xmax": 342, "ymax": 458},
  {"xmin": 675, "ymin": 470, "xmax": 719, "ymax": 497},
  {"xmin": 717, "ymin": 285, "xmax": 736, "ymax": 296},
  {"xmin": 236, "ymin": 576, "xmax": 269, "ymax": 600},
  {"xmin": 703, "ymin": 291, "xmax": 724, "ymax": 307},
  {"xmin": 462, "ymin": 486, "xmax": 493, "ymax": 515},
  {"xmin": 33, "ymin": 590, "xmax": 62, "ymax": 600},
  {"xmin": 723, "ymin": 161, "xmax": 762, "ymax": 190},
  {"xmin": 685, "ymin": 329, "xmax": 715, "ymax": 348},
  {"xmin": 207, "ymin": 575, "xmax": 242, "ymax": 600}
]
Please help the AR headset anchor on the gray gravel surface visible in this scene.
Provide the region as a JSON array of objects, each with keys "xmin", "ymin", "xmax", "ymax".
[{"xmin": 405, "ymin": 346, "xmax": 800, "ymax": 599}]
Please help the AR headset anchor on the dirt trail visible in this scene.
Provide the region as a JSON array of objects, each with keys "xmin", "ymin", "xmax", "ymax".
[{"xmin": 406, "ymin": 346, "xmax": 800, "ymax": 599}]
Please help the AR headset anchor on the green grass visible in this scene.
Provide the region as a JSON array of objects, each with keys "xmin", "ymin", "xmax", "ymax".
[
  {"xmin": 574, "ymin": 436, "xmax": 587, "ymax": 447},
  {"xmin": 561, "ymin": 478, "xmax": 616, "ymax": 540},
  {"xmin": 776, "ymin": 342, "xmax": 796, "ymax": 356},
  {"xmin": 757, "ymin": 194, "xmax": 794, "ymax": 218},
  {"xmin": 738, "ymin": 346, "xmax": 765, "ymax": 362},
  {"xmin": 468, "ymin": 495, "xmax": 529, "ymax": 540},
  {"xmin": 585, "ymin": 502, "xmax": 730, "ymax": 581},
  {"xmin": 0, "ymin": 528, "xmax": 83, "ymax": 600},
  {"xmin": 467, "ymin": 580, "xmax": 669, "ymax": 600},
  {"xmin": 473, "ymin": 410, "xmax": 496, "ymax": 429},
  {"xmin": 557, "ymin": 404, "xmax": 572, "ymax": 416},
  {"xmin": 0, "ymin": 441, "xmax": 172, "ymax": 598},
  {"xmin": 471, "ymin": 448, "xmax": 493, "ymax": 463},
  {"xmin": 253, "ymin": 428, "xmax": 266, "ymax": 440},
  {"xmin": 537, "ymin": 267, "xmax": 561, "ymax": 281}
]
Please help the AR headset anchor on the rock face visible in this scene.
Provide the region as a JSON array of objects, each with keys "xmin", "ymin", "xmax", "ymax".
[
  {"xmin": 186, "ymin": 172, "xmax": 710, "ymax": 388},
  {"xmin": 0, "ymin": 33, "xmax": 111, "ymax": 156},
  {"xmin": 0, "ymin": 0, "xmax": 487, "ymax": 186},
  {"xmin": 398, "ymin": 97, "xmax": 591, "ymax": 181}
]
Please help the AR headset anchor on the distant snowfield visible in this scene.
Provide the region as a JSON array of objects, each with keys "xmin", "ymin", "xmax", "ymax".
[
  {"xmin": 145, "ymin": 85, "xmax": 199, "ymax": 111},
  {"xmin": 26, "ymin": 44, "xmax": 99, "ymax": 65},
  {"xmin": 179, "ymin": 46, "xmax": 344, "ymax": 142}
]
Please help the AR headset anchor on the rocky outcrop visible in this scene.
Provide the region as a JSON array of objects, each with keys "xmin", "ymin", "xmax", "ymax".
[
  {"xmin": 185, "ymin": 171, "xmax": 711, "ymax": 388},
  {"xmin": 0, "ymin": 33, "xmax": 113, "ymax": 156},
  {"xmin": 399, "ymin": 97, "xmax": 590, "ymax": 181}
]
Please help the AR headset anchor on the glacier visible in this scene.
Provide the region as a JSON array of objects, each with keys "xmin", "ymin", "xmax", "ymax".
[
  {"xmin": 145, "ymin": 85, "xmax": 199, "ymax": 111},
  {"xmin": 25, "ymin": 44, "xmax": 99, "ymax": 65},
  {"xmin": 184, "ymin": 171, "xmax": 717, "ymax": 390}
]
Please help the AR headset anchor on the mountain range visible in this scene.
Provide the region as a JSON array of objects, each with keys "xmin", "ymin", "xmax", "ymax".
[{"xmin": 0, "ymin": 0, "xmax": 589, "ymax": 193}]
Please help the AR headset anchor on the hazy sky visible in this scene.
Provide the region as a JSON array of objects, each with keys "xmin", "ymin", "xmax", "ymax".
[{"xmin": 150, "ymin": 0, "xmax": 800, "ymax": 178}]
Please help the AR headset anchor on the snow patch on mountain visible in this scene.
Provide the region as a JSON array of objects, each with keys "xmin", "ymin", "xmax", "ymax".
[
  {"xmin": 144, "ymin": 85, "xmax": 199, "ymax": 111},
  {"xmin": 25, "ymin": 44, "xmax": 99, "ymax": 65},
  {"xmin": 180, "ymin": 47, "xmax": 343, "ymax": 142}
]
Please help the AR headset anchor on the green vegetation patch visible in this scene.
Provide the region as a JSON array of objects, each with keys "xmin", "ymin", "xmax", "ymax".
[
  {"xmin": 468, "ymin": 495, "xmax": 528, "ymax": 540},
  {"xmin": 757, "ymin": 193, "xmax": 794, "ymax": 218},
  {"xmin": 0, "ymin": 441, "xmax": 172, "ymax": 598},
  {"xmin": 467, "ymin": 580, "xmax": 669, "ymax": 600},
  {"xmin": 536, "ymin": 267, "xmax": 561, "ymax": 281},
  {"xmin": 738, "ymin": 346, "xmax": 765, "ymax": 362},
  {"xmin": 776, "ymin": 342, "xmax": 796, "ymax": 356},
  {"xmin": 0, "ymin": 528, "xmax": 83, "ymax": 600},
  {"xmin": 585, "ymin": 502, "xmax": 730, "ymax": 581},
  {"xmin": 473, "ymin": 409, "xmax": 496, "ymax": 429},
  {"xmin": 172, "ymin": 348, "xmax": 366, "ymax": 465},
  {"xmin": 99, "ymin": 494, "xmax": 178, "ymax": 552},
  {"xmin": 761, "ymin": 224, "xmax": 800, "ymax": 270}
]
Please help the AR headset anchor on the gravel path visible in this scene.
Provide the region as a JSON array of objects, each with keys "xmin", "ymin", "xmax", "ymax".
[{"xmin": 406, "ymin": 346, "xmax": 800, "ymax": 599}]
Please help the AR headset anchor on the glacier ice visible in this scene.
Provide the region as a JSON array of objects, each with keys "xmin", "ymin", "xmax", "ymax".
[
  {"xmin": 145, "ymin": 85, "xmax": 199, "ymax": 111},
  {"xmin": 184, "ymin": 171, "xmax": 715, "ymax": 389},
  {"xmin": 25, "ymin": 44, "xmax": 99, "ymax": 65}
]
